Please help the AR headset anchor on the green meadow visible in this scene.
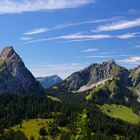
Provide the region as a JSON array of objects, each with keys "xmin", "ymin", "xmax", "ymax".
[
  {"xmin": 100, "ymin": 104, "xmax": 140, "ymax": 124},
  {"xmin": 9, "ymin": 118, "xmax": 68, "ymax": 140}
]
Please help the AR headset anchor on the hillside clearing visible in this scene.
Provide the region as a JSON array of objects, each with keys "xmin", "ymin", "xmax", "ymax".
[
  {"xmin": 100, "ymin": 104, "xmax": 140, "ymax": 124},
  {"xmin": 9, "ymin": 118, "xmax": 68, "ymax": 140}
]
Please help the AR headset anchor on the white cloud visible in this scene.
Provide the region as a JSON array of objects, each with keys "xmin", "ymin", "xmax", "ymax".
[
  {"xmin": 23, "ymin": 36, "xmax": 60, "ymax": 44},
  {"xmin": 59, "ymin": 33, "xmax": 112, "ymax": 40},
  {"xmin": 98, "ymin": 52, "xmax": 114, "ymax": 55},
  {"xmin": 0, "ymin": 0, "xmax": 94, "ymax": 14},
  {"xmin": 24, "ymin": 32, "xmax": 140, "ymax": 44},
  {"xmin": 23, "ymin": 16, "xmax": 121, "ymax": 36},
  {"xmin": 116, "ymin": 32, "xmax": 139, "ymax": 39},
  {"xmin": 119, "ymin": 56, "xmax": 140, "ymax": 64},
  {"xmin": 66, "ymin": 32, "xmax": 140, "ymax": 42},
  {"xmin": 24, "ymin": 28, "xmax": 48, "ymax": 35},
  {"xmin": 59, "ymin": 32, "xmax": 140, "ymax": 41},
  {"xmin": 24, "ymin": 33, "xmax": 112, "ymax": 43},
  {"xmin": 82, "ymin": 48, "xmax": 98, "ymax": 52},
  {"xmin": 93, "ymin": 18, "xmax": 140, "ymax": 32}
]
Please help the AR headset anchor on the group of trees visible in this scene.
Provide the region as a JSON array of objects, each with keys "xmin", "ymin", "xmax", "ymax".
[
  {"xmin": 0, "ymin": 93, "xmax": 140, "ymax": 140},
  {"xmin": 0, "ymin": 93, "xmax": 61, "ymax": 131},
  {"xmin": 0, "ymin": 130, "xmax": 28, "ymax": 140}
]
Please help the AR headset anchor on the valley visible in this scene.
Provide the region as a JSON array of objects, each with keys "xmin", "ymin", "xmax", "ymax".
[
  {"xmin": 0, "ymin": 47, "xmax": 140, "ymax": 140},
  {"xmin": 0, "ymin": 0, "xmax": 140, "ymax": 139}
]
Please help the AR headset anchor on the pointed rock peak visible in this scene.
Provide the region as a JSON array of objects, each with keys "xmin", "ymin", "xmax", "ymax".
[
  {"xmin": 133, "ymin": 65, "xmax": 140, "ymax": 73},
  {"xmin": 103, "ymin": 59, "xmax": 116, "ymax": 65},
  {"xmin": 0, "ymin": 46, "xmax": 15, "ymax": 58},
  {"xmin": 0, "ymin": 46, "xmax": 20, "ymax": 60}
]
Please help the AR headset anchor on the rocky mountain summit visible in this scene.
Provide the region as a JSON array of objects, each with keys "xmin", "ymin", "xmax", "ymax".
[
  {"xmin": 36, "ymin": 75, "xmax": 63, "ymax": 89},
  {"xmin": 0, "ymin": 46, "xmax": 43, "ymax": 94},
  {"xmin": 61, "ymin": 60, "xmax": 130, "ymax": 91},
  {"xmin": 59, "ymin": 60, "xmax": 140, "ymax": 104}
]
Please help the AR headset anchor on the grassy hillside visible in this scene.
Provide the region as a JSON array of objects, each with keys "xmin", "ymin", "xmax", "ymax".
[
  {"xmin": 100, "ymin": 104, "xmax": 140, "ymax": 124},
  {"xmin": 47, "ymin": 95, "xmax": 62, "ymax": 103},
  {"xmin": 9, "ymin": 118, "xmax": 68, "ymax": 140}
]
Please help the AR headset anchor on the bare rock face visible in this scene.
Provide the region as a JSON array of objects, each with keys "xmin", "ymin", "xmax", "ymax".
[
  {"xmin": 0, "ymin": 46, "xmax": 43, "ymax": 94},
  {"xmin": 131, "ymin": 66, "xmax": 140, "ymax": 92},
  {"xmin": 61, "ymin": 60, "xmax": 130, "ymax": 90}
]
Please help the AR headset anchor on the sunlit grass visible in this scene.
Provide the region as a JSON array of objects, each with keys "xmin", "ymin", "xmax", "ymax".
[
  {"xmin": 100, "ymin": 104, "xmax": 140, "ymax": 124},
  {"xmin": 10, "ymin": 118, "xmax": 67, "ymax": 140}
]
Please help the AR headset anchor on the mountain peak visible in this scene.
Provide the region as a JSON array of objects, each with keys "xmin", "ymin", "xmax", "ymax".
[
  {"xmin": 103, "ymin": 59, "xmax": 116, "ymax": 65},
  {"xmin": 61, "ymin": 59, "xmax": 130, "ymax": 91},
  {"xmin": 0, "ymin": 46, "xmax": 43, "ymax": 94},
  {"xmin": 48, "ymin": 75, "xmax": 61, "ymax": 79},
  {"xmin": 36, "ymin": 75, "xmax": 63, "ymax": 89},
  {"xmin": 0, "ymin": 46, "xmax": 19, "ymax": 59}
]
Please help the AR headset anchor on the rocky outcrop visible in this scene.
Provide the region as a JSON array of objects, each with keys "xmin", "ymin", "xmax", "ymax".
[
  {"xmin": 131, "ymin": 66, "xmax": 140, "ymax": 92},
  {"xmin": 0, "ymin": 46, "xmax": 43, "ymax": 94}
]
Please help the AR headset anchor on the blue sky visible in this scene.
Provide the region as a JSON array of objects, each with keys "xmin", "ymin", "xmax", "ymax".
[{"xmin": 0, "ymin": 0, "xmax": 140, "ymax": 78}]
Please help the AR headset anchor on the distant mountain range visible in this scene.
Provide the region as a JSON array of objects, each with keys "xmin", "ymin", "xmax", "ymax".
[
  {"xmin": 0, "ymin": 46, "xmax": 140, "ymax": 104},
  {"xmin": 36, "ymin": 75, "xmax": 63, "ymax": 89}
]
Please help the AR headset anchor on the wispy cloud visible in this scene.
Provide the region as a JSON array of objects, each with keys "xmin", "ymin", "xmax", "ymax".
[
  {"xmin": 59, "ymin": 33, "xmax": 112, "ymax": 40},
  {"xmin": 23, "ymin": 36, "xmax": 60, "ymax": 44},
  {"xmin": 23, "ymin": 16, "xmax": 121, "ymax": 36},
  {"xmin": 116, "ymin": 32, "xmax": 140, "ymax": 39},
  {"xmin": 98, "ymin": 52, "xmax": 114, "ymax": 55},
  {"xmin": 24, "ymin": 33, "xmax": 113, "ymax": 44},
  {"xmin": 24, "ymin": 32, "xmax": 140, "ymax": 44},
  {"xmin": 119, "ymin": 56, "xmax": 140, "ymax": 64},
  {"xmin": 53, "ymin": 17, "xmax": 121, "ymax": 29},
  {"xmin": 0, "ymin": 0, "xmax": 94, "ymax": 14},
  {"xmin": 93, "ymin": 18, "xmax": 140, "ymax": 32},
  {"xmin": 82, "ymin": 48, "xmax": 98, "ymax": 52},
  {"xmin": 24, "ymin": 28, "xmax": 48, "ymax": 35}
]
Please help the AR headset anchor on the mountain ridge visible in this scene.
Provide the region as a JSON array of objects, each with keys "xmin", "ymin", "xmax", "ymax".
[
  {"xmin": 60, "ymin": 59, "xmax": 131, "ymax": 91},
  {"xmin": 55, "ymin": 59, "xmax": 140, "ymax": 104}
]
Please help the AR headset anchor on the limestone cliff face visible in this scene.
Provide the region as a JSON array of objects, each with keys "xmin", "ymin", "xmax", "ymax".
[{"xmin": 0, "ymin": 46, "xmax": 43, "ymax": 94}]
